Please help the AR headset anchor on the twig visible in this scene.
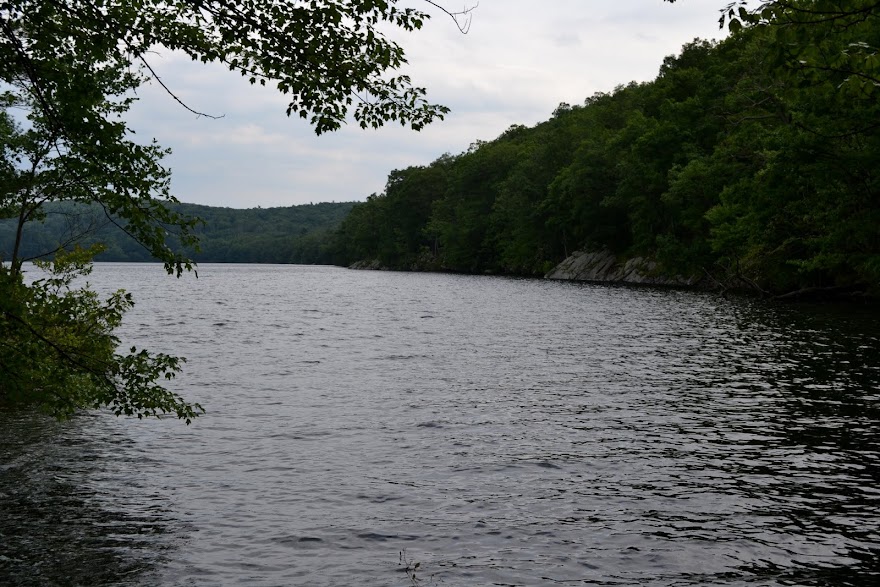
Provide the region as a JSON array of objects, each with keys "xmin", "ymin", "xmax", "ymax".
[{"xmin": 424, "ymin": 0, "xmax": 478, "ymax": 34}]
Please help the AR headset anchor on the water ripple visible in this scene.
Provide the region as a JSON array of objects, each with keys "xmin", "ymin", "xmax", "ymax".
[{"xmin": 2, "ymin": 264, "xmax": 878, "ymax": 586}]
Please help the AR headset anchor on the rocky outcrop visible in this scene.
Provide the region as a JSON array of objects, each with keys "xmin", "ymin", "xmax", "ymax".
[
  {"xmin": 544, "ymin": 249, "xmax": 702, "ymax": 287},
  {"xmin": 348, "ymin": 259, "xmax": 387, "ymax": 270}
]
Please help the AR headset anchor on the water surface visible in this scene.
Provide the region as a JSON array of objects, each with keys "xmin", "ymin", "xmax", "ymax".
[{"xmin": 2, "ymin": 264, "xmax": 878, "ymax": 585}]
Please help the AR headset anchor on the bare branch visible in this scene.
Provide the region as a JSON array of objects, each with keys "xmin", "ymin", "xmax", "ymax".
[
  {"xmin": 424, "ymin": 0, "xmax": 478, "ymax": 34},
  {"xmin": 136, "ymin": 54, "xmax": 225, "ymax": 120}
]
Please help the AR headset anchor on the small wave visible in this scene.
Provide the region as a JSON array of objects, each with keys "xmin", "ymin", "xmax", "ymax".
[
  {"xmin": 416, "ymin": 421, "xmax": 445, "ymax": 429},
  {"xmin": 356, "ymin": 532, "xmax": 419, "ymax": 542},
  {"xmin": 355, "ymin": 494, "xmax": 402, "ymax": 504},
  {"xmin": 274, "ymin": 535, "xmax": 324, "ymax": 548}
]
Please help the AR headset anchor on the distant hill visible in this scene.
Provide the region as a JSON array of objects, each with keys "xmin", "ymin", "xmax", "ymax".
[{"xmin": 0, "ymin": 201, "xmax": 355, "ymax": 265}]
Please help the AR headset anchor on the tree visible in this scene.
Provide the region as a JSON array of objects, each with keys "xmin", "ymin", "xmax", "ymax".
[
  {"xmin": 700, "ymin": 1, "xmax": 880, "ymax": 291},
  {"xmin": 1, "ymin": 246, "xmax": 201, "ymax": 422},
  {"xmin": 0, "ymin": 0, "xmax": 467, "ymax": 419},
  {"xmin": 331, "ymin": 8, "xmax": 880, "ymax": 295}
]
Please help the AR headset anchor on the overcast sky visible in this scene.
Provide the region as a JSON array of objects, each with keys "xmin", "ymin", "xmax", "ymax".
[{"xmin": 125, "ymin": 0, "xmax": 730, "ymax": 209}]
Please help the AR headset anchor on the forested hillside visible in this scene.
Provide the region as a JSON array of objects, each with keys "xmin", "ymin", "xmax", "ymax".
[
  {"xmin": 0, "ymin": 201, "xmax": 354, "ymax": 265},
  {"xmin": 331, "ymin": 5, "xmax": 880, "ymax": 296}
]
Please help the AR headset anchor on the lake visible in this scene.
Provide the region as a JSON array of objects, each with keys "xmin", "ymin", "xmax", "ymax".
[{"xmin": 1, "ymin": 264, "xmax": 879, "ymax": 586}]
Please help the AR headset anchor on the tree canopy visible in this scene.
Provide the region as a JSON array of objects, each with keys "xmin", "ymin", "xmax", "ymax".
[
  {"xmin": 0, "ymin": 0, "xmax": 458, "ymax": 419},
  {"xmin": 0, "ymin": 200, "xmax": 357, "ymax": 264},
  {"xmin": 332, "ymin": 1, "xmax": 880, "ymax": 297},
  {"xmin": 1, "ymin": 0, "xmax": 454, "ymax": 275}
]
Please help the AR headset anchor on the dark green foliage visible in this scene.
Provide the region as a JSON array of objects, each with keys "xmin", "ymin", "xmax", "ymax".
[
  {"xmin": 1, "ymin": 0, "xmax": 450, "ymax": 419},
  {"xmin": 0, "ymin": 247, "xmax": 201, "ymax": 422},
  {"xmin": 333, "ymin": 4, "xmax": 880, "ymax": 296},
  {"xmin": 175, "ymin": 202, "xmax": 356, "ymax": 264},
  {"xmin": 0, "ymin": 201, "xmax": 354, "ymax": 265}
]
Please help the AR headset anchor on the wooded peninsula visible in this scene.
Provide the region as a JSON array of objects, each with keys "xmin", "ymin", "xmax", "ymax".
[
  {"xmin": 5, "ymin": 12, "xmax": 879, "ymax": 299},
  {"xmin": 330, "ymin": 25, "xmax": 879, "ymax": 298}
]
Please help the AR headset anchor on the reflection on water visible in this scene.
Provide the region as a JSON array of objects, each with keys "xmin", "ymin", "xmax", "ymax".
[
  {"xmin": 727, "ymin": 305, "xmax": 880, "ymax": 585},
  {"xmin": 0, "ymin": 411, "xmax": 175, "ymax": 586},
  {"xmin": 1, "ymin": 265, "xmax": 878, "ymax": 586}
]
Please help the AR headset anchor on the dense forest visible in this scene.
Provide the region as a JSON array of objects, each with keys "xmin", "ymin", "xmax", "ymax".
[
  {"xmin": 6, "ymin": 4, "xmax": 879, "ymax": 297},
  {"xmin": 0, "ymin": 201, "xmax": 354, "ymax": 265},
  {"xmin": 330, "ymin": 6, "xmax": 880, "ymax": 296}
]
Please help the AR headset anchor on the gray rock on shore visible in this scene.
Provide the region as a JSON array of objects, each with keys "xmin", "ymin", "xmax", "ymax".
[{"xmin": 544, "ymin": 249, "xmax": 700, "ymax": 287}]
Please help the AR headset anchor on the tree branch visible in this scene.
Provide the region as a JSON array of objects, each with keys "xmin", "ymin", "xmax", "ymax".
[
  {"xmin": 424, "ymin": 0, "xmax": 478, "ymax": 34},
  {"xmin": 137, "ymin": 54, "xmax": 225, "ymax": 119}
]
